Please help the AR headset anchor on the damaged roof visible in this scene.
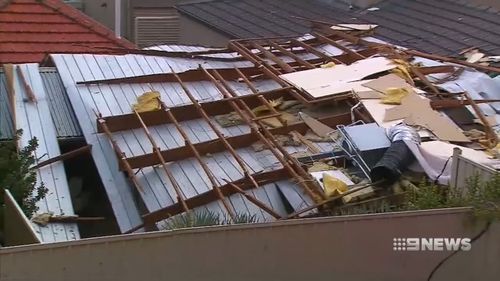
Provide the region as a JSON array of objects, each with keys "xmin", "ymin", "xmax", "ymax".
[
  {"xmin": 177, "ymin": 0, "xmax": 500, "ymax": 56},
  {"xmin": 0, "ymin": 0, "xmax": 135, "ymax": 64},
  {"xmin": 0, "ymin": 68, "xmax": 82, "ymax": 140}
]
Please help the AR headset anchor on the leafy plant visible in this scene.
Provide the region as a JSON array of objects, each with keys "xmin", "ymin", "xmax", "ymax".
[
  {"xmin": 404, "ymin": 174, "xmax": 500, "ymax": 220},
  {"xmin": 162, "ymin": 210, "xmax": 259, "ymax": 230},
  {"xmin": 0, "ymin": 130, "xmax": 48, "ymax": 219}
]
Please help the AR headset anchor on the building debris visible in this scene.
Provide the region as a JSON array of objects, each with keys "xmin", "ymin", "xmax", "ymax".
[{"xmin": 4, "ymin": 23, "xmax": 500, "ymax": 238}]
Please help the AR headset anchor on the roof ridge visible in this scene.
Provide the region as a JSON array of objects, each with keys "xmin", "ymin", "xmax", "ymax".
[{"xmin": 39, "ymin": 0, "xmax": 136, "ymax": 50}]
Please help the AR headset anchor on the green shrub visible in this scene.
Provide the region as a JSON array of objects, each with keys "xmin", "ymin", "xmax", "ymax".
[
  {"xmin": 404, "ymin": 174, "xmax": 500, "ymax": 220},
  {"xmin": 162, "ymin": 210, "xmax": 259, "ymax": 230},
  {"xmin": 0, "ymin": 130, "xmax": 47, "ymax": 218}
]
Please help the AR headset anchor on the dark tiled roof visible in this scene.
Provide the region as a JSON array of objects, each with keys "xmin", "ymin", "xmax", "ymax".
[
  {"xmin": 0, "ymin": 0, "xmax": 136, "ymax": 64},
  {"xmin": 177, "ymin": 0, "xmax": 500, "ymax": 56}
]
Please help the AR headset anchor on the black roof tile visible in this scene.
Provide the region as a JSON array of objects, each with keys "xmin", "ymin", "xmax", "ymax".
[{"xmin": 177, "ymin": 0, "xmax": 500, "ymax": 56}]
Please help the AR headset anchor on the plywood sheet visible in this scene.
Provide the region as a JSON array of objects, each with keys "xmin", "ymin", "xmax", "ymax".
[
  {"xmin": 280, "ymin": 57, "xmax": 396, "ymax": 98},
  {"xmin": 331, "ymin": 24, "xmax": 378, "ymax": 31},
  {"xmin": 362, "ymin": 74, "xmax": 426, "ymax": 94},
  {"xmin": 385, "ymin": 93, "xmax": 470, "ymax": 142},
  {"xmin": 361, "ymin": 99, "xmax": 432, "ymax": 138}
]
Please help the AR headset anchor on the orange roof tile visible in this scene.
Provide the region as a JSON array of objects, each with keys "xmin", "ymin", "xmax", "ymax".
[{"xmin": 0, "ymin": 0, "xmax": 136, "ymax": 64}]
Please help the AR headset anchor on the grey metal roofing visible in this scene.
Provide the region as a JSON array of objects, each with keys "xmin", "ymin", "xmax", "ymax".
[
  {"xmin": 12, "ymin": 64, "xmax": 79, "ymax": 243},
  {"xmin": 0, "ymin": 68, "xmax": 82, "ymax": 140},
  {"xmin": 177, "ymin": 0, "xmax": 500, "ymax": 56},
  {"xmin": 50, "ymin": 52, "xmax": 321, "ymax": 232}
]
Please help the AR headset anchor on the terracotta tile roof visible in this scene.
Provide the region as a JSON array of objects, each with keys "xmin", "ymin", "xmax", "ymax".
[
  {"xmin": 177, "ymin": 0, "xmax": 500, "ymax": 57},
  {"xmin": 0, "ymin": 0, "xmax": 136, "ymax": 64}
]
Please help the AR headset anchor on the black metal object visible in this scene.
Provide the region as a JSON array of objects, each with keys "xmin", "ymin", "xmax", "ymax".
[{"xmin": 370, "ymin": 140, "xmax": 415, "ymax": 185}]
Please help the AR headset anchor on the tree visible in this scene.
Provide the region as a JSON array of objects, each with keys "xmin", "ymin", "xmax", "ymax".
[{"xmin": 0, "ymin": 130, "xmax": 48, "ymax": 219}]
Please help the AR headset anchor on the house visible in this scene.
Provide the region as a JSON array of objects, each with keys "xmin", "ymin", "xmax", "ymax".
[
  {"xmin": 0, "ymin": 0, "xmax": 137, "ymax": 244},
  {"xmin": 176, "ymin": 0, "xmax": 500, "ymax": 55},
  {"xmin": 0, "ymin": 0, "xmax": 135, "ymax": 64}
]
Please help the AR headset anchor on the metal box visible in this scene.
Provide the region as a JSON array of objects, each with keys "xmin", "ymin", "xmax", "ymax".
[{"xmin": 342, "ymin": 123, "xmax": 391, "ymax": 169}]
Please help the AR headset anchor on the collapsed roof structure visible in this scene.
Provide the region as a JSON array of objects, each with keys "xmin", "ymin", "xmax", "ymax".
[{"xmin": 2, "ymin": 15, "xmax": 500, "ymax": 238}]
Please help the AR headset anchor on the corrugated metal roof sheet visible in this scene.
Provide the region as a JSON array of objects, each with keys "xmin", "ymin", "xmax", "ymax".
[
  {"xmin": 51, "ymin": 52, "xmax": 319, "ymax": 231},
  {"xmin": 12, "ymin": 63, "xmax": 79, "ymax": 243},
  {"xmin": 40, "ymin": 67, "xmax": 82, "ymax": 138},
  {"xmin": 0, "ymin": 72, "xmax": 14, "ymax": 140},
  {"xmin": 1, "ymin": 68, "xmax": 82, "ymax": 140}
]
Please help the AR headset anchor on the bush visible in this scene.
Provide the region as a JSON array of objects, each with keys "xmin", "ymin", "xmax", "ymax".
[
  {"xmin": 0, "ymin": 130, "xmax": 47, "ymax": 219},
  {"xmin": 404, "ymin": 174, "xmax": 500, "ymax": 220},
  {"xmin": 162, "ymin": 210, "xmax": 258, "ymax": 230}
]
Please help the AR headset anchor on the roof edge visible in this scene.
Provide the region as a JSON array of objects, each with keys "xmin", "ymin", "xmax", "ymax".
[{"xmin": 41, "ymin": 0, "xmax": 136, "ymax": 50}]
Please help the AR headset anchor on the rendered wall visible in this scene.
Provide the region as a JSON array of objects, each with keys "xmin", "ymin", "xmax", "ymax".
[{"xmin": 1, "ymin": 208, "xmax": 499, "ymax": 281}]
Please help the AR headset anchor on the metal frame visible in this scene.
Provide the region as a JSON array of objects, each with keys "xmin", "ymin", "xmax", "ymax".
[{"xmin": 87, "ymin": 29, "xmax": 487, "ymax": 231}]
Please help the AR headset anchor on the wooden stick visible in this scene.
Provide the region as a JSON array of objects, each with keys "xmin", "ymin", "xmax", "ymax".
[
  {"xmin": 32, "ymin": 145, "xmax": 92, "ymax": 169},
  {"xmin": 287, "ymin": 182, "xmax": 378, "ymax": 219},
  {"xmin": 15, "ymin": 65, "xmax": 36, "ymax": 102},
  {"xmin": 224, "ymin": 180, "xmax": 283, "ymax": 219},
  {"xmin": 267, "ymin": 40, "xmax": 315, "ymax": 69},
  {"xmin": 463, "ymin": 92, "xmax": 499, "ymax": 148},
  {"xmin": 212, "ymin": 68, "xmax": 326, "ymax": 201},
  {"xmin": 97, "ymin": 114, "xmax": 144, "ymax": 193},
  {"xmin": 158, "ymin": 101, "xmax": 236, "ymax": 221},
  {"xmin": 133, "ymin": 109, "xmax": 189, "ymax": 212},
  {"xmin": 313, "ymin": 32, "xmax": 366, "ymax": 60},
  {"xmin": 290, "ymin": 39, "xmax": 342, "ymax": 64},
  {"xmin": 251, "ymin": 42, "xmax": 296, "ymax": 73}
]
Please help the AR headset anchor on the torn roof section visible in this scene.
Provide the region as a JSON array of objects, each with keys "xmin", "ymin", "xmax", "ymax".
[
  {"xmin": 8, "ymin": 63, "xmax": 80, "ymax": 243},
  {"xmin": 0, "ymin": 68, "xmax": 82, "ymax": 140},
  {"xmin": 47, "ymin": 27, "xmax": 500, "ymax": 233}
]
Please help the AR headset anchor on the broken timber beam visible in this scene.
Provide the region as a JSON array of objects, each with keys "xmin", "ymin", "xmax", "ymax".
[
  {"xmin": 224, "ymin": 180, "xmax": 282, "ymax": 219},
  {"xmin": 267, "ymin": 41, "xmax": 315, "ymax": 69},
  {"xmin": 133, "ymin": 109, "xmax": 190, "ymax": 212},
  {"xmin": 142, "ymin": 168, "xmax": 290, "ymax": 227},
  {"xmin": 15, "ymin": 66, "xmax": 36, "ymax": 103},
  {"xmin": 97, "ymin": 114, "xmax": 144, "ymax": 193},
  {"xmin": 158, "ymin": 101, "xmax": 236, "ymax": 220},
  {"xmin": 123, "ymin": 112, "xmax": 351, "ymax": 169},
  {"xmin": 313, "ymin": 32, "xmax": 366, "ymax": 60},
  {"xmin": 251, "ymin": 42, "xmax": 295, "ymax": 73},
  {"xmin": 32, "ymin": 145, "xmax": 92, "ymax": 170},
  {"xmin": 97, "ymin": 87, "xmax": 293, "ymax": 133},
  {"xmin": 406, "ymin": 50, "xmax": 500, "ymax": 74}
]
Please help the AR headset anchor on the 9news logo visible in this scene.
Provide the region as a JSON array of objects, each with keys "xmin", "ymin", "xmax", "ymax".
[{"xmin": 393, "ymin": 237, "xmax": 472, "ymax": 251}]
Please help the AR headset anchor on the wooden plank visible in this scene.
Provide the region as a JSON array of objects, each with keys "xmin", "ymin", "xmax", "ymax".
[{"xmin": 3, "ymin": 189, "xmax": 41, "ymax": 246}]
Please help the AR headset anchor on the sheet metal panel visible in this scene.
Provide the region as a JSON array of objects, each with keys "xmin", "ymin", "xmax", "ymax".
[
  {"xmin": 40, "ymin": 68, "xmax": 82, "ymax": 138},
  {"xmin": 13, "ymin": 63, "xmax": 80, "ymax": 243},
  {"xmin": 0, "ymin": 72, "xmax": 14, "ymax": 140},
  {"xmin": 51, "ymin": 52, "xmax": 318, "ymax": 226},
  {"xmin": 1, "ymin": 68, "xmax": 82, "ymax": 140}
]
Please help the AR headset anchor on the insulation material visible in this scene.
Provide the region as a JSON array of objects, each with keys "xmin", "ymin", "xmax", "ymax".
[
  {"xmin": 280, "ymin": 57, "xmax": 396, "ymax": 98},
  {"xmin": 380, "ymin": 88, "xmax": 411, "ymax": 105},
  {"xmin": 405, "ymin": 140, "xmax": 500, "ymax": 185},
  {"xmin": 310, "ymin": 170, "xmax": 353, "ymax": 197},
  {"xmin": 384, "ymin": 93, "xmax": 470, "ymax": 142},
  {"xmin": 132, "ymin": 91, "xmax": 161, "ymax": 112}
]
